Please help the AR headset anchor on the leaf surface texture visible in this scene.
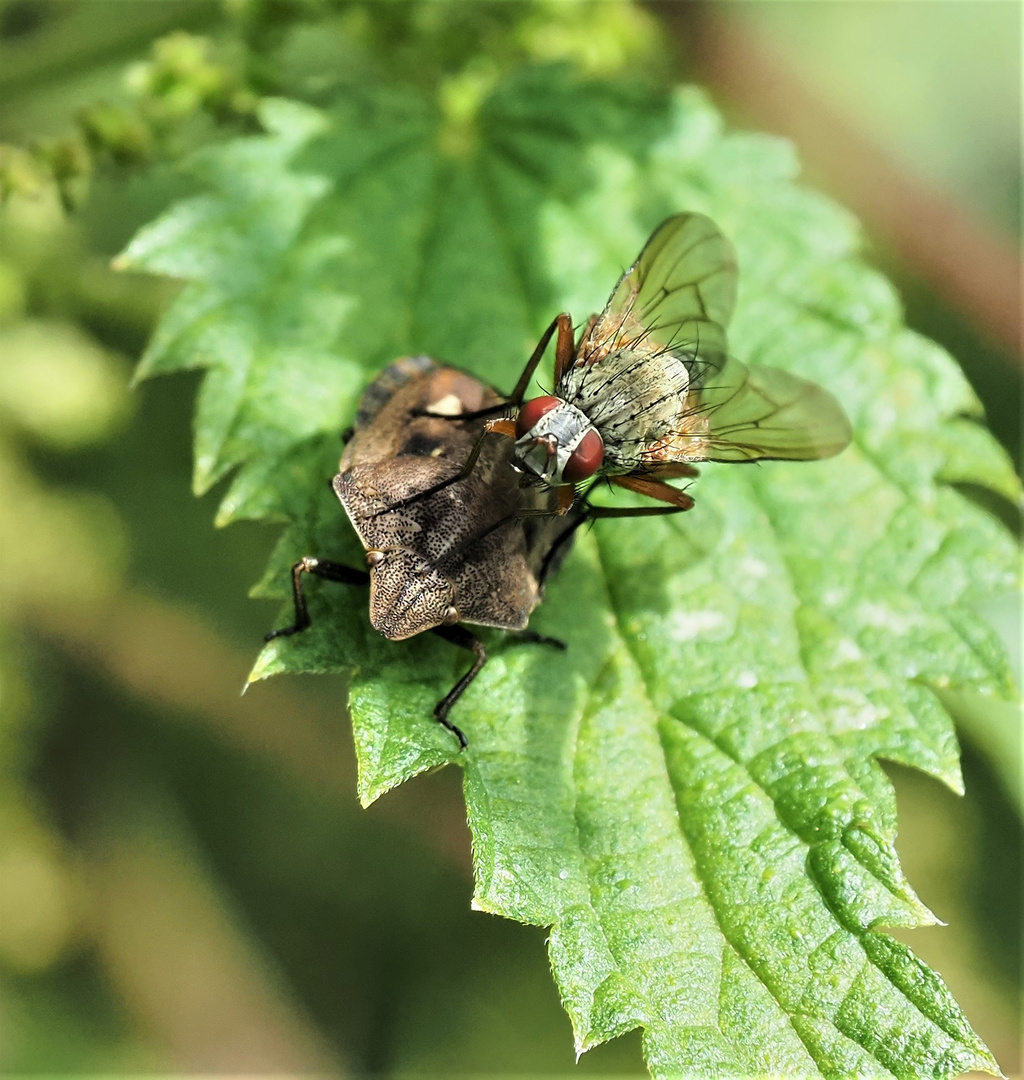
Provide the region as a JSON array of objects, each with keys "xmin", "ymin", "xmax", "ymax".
[{"xmin": 120, "ymin": 71, "xmax": 1017, "ymax": 1078}]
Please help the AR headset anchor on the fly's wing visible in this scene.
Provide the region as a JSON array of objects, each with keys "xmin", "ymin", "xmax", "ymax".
[
  {"xmin": 651, "ymin": 354, "xmax": 853, "ymax": 464},
  {"xmin": 569, "ymin": 213, "xmax": 850, "ymax": 468},
  {"xmin": 574, "ymin": 213, "xmax": 738, "ymax": 379}
]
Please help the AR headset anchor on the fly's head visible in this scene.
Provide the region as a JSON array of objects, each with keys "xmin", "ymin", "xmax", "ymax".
[
  {"xmin": 513, "ymin": 395, "xmax": 604, "ymax": 487},
  {"xmin": 364, "ymin": 548, "xmax": 458, "ymax": 641}
]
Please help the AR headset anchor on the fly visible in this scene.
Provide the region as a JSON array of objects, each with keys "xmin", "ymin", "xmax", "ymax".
[{"xmin": 411, "ymin": 213, "xmax": 852, "ymax": 516}]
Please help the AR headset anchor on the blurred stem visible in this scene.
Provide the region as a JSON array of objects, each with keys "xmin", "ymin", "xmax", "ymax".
[
  {"xmin": 28, "ymin": 587, "xmax": 353, "ymax": 793},
  {"xmin": 27, "ymin": 588, "xmax": 473, "ymax": 872},
  {"xmin": 77, "ymin": 768, "xmax": 343, "ymax": 1072},
  {"xmin": 655, "ymin": 1, "xmax": 1021, "ymax": 364}
]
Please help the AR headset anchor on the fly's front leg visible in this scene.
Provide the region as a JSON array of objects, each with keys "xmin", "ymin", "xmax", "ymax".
[
  {"xmin": 430, "ymin": 624, "xmax": 489, "ymax": 749},
  {"xmin": 415, "ymin": 313, "xmax": 573, "ymax": 425},
  {"xmin": 265, "ymin": 558, "xmax": 370, "ymax": 641},
  {"xmin": 370, "ymin": 418, "xmax": 515, "ymax": 519},
  {"xmin": 514, "ymin": 312, "xmax": 573, "ymax": 402},
  {"xmin": 504, "ymin": 484, "xmax": 576, "ymax": 523}
]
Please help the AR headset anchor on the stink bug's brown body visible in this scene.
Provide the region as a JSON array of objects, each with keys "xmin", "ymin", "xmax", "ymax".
[
  {"xmin": 335, "ymin": 356, "xmax": 578, "ymax": 640},
  {"xmin": 266, "ymin": 356, "xmax": 584, "ymax": 747}
]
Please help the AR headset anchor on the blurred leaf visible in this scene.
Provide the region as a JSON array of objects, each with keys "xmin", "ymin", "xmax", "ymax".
[
  {"xmin": 939, "ymin": 687, "xmax": 1022, "ymax": 819},
  {"xmin": 0, "ymin": 321, "xmax": 129, "ymax": 447},
  {"xmin": 119, "ymin": 70, "xmax": 1018, "ymax": 1078}
]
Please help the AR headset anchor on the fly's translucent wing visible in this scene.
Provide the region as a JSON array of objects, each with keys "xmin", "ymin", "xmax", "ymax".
[
  {"xmin": 575, "ymin": 213, "xmax": 738, "ymax": 375},
  {"xmin": 564, "ymin": 213, "xmax": 851, "ymax": 470},
  {"xmin": 685, "ymin": 355, "xmax": 853, "ymax": 463}
]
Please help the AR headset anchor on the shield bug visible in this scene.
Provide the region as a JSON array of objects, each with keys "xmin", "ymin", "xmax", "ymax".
[
  {"xmin": 412, "ymin": 213, "xmax": 851, "ymax": 515},
  {"xmin": 265, "ymin": 356, "xmax": 587, "ymax": 748}
]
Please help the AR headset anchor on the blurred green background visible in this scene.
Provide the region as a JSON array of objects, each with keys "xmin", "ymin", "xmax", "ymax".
[{"xmin": 0, "ymin": 1, "xmax": 1019, "ymax": 1074}]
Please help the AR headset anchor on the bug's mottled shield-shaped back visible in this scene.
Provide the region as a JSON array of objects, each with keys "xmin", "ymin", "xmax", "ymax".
[{"xmin": 335, "ymin": 357, "xmax": 580, "ymax": 641}]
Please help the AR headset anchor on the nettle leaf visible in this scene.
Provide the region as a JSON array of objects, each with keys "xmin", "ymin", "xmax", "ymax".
[{"xmin": 120, "ymin": 68, "xmax": 1017, "ymax": 1078}]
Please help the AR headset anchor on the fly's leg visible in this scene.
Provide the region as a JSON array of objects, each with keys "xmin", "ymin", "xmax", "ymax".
[
  {"xmin": 416, "ymin": 312, "xmax": 573, "ymax": 423},
  {"xmin": 608, "ymin": 473, "xmax": 695, "ymax": 511},
  {"xmin": 430, "ymin": 624, "xmax": 489, "ymax": 749},
  {"xmin": 369, "ymin": 417, "xmax": 516, "ymax": 519},
  {"xmin": 493, "ymin": 483, "xmax": 575, "ymax": 524},
  {"xmin": 436, "ymin": 477, "xmax": 576, "ymax": 568},
  {"xmin": 552, "ymin": 311, "xmax": 581, "ymax": 385},
  {"xmin": 264, "ymin": 558, "xmax": 369, "ymax": 640},
  {"xmin": 643, "ymin": 462, "xmax": 700, "ymax": 480},
  {"xmin": 516, "ymin": 312, "xmax": 572, "ymax": 402}
]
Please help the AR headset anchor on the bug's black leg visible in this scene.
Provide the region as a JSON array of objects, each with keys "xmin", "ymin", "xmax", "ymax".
[
  {"xmin": 429, "ymin": 624, "xmax": 488, "ymax": 749},
  {"xmin": 586, "ymin": 505, "xmax": 689, "ymax": 519},
  {"xmin": 510, "ymin": 628, "xmax": 566, "ymax": 651},
  {"xmin": 340, "ymin": 425, "xmax": 355, "ymax": 443},
  {"xmin": 264, "ymin": 557, "xmax": 369, "ymax": 641}
]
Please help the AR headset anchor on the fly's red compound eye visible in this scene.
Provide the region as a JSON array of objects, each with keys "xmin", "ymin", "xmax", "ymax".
[
  {"xmin": 515, "ymin": 395, "xmax": 561, "ymax": 439},
  {"xmin": 562, "ymin": 429, "xmax": 604, "ymax": 483}
]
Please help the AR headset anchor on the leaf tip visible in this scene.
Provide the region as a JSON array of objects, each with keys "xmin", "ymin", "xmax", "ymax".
[
  {"xmin": 470, "ymin": 894, "xmax": 498, "ymax": 915},
  {"xmin": 247, "ymin": 646, "xmax": 281, "ymax": 684},
  {"xmin": 356, "ymin": 787, "xmax": 382, "ymax": 810},
  {"xmin": 256, "ymin": 96, "xmax": 329, "ymax": 144},
  {"xmin": 574, "ymin": 1036, "xmax": 597, "ymax": 1061}
]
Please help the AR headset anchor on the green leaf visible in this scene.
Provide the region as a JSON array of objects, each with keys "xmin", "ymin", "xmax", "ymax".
[{"xmin": 119, "ymin": 69, "xmax": 1017, "ymax": 1078}]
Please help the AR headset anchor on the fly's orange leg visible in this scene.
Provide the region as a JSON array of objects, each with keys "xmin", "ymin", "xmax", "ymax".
[
  {"xmin": 504, "ymin": 484, "xmax": 575, "ymax": 518},
  {"xmin": 643, "ymin": 461, "xmax": 701, "ymax": 480},
  {"xmin": 609, "ymin": 473, "xmax": 695, "ymax": 511},
  {"xmin": 484, "ymin": 417, "xmax": 517, "ymax": 438},
  {"xmin": 416, "ymin": 313, "xmax": 573, "ymax": 424},
  {"xmin": 511, "ymin": 312, "xmax": 573, "ymax": 404},
  {"xmin": 573, "ymin": 314, "xmax": 599, "ymax": 355},
  {"xmin": 551, "ymin": 312, "xmax": 576, "ymax": 386}
]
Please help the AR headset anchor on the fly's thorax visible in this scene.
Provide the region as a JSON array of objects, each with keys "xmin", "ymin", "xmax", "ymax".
[
  {"xmin": 560, "ymin": 347, "xmax": 696, "ymax": 472},
  {"xmin": 513, "ymin": 397, "xmax": 601, "ymax": 485},
  {"xmin": 366, "ymin": 547, "xmax": 456, "ymax": 640}
]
